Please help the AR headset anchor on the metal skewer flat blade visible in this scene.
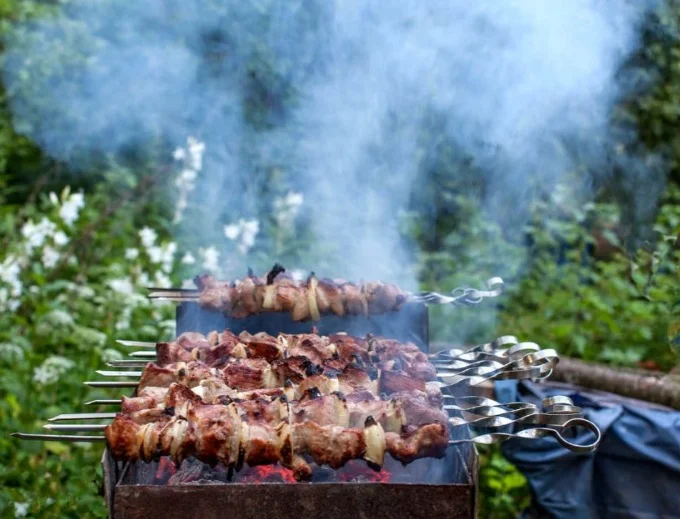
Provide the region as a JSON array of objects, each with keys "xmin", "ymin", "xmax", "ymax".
[
  {"xmin": 11, "ymin": 432, "xmax": 106, "ymax": 442},
  {"xmin": 49, "ymin": 413, "xmax": 117, "ymax": 422},
  {"xmin": 116, "ymin": 340, "xmax": 156, "ymax": 348},
  {"xmin": 129, "ymin": 351, "xmax": 157, "ymax": 358},
  {"xmin": 146, "ymin": 287, "xmax": 200, "ymax": 294},
  {"xmin": 96, "ymin": 370, "xmax": 143, "ymax": 378},
  {"xmin": 84, "ymin": 381, "xmax": 138, "ymax": 388},
  {"xmin": 43, "ymin": 424, "xmax": 108, "ymax": 432},
  {"xmin": 107, "ymin": 360, "xmax": 148, "ymax": 368},
  {"xmin": 84, "ymin": 399, "xmax": 121, "ymax": 406},
  {"xmin": 147, "ymin": 288, "xmax": 199, "ymax": 299}
]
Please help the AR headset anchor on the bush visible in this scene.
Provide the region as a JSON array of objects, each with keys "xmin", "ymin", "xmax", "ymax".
[{"xmin": 0, "ymin": 184, "xmax": 178, "ymax": 517}]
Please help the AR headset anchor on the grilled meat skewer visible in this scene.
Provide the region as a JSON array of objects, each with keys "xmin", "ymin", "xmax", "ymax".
[
  {"xmin": 105, "ymin": 392, "xmax": 449, "ymax": 480},
  {"xmin": 117, "ymin": 382, "xmax": 447, "ymax": 431},
  {"xmin": 130, "ymin": 356, "xmax": 433, "ymax": 399},
  {"xmin": 182, "ymin": 266, "xmax": 408, "ymax": 321},
  {"xmin": 130, "ymin": 330, "xmax": 436, "ymax": 382}
]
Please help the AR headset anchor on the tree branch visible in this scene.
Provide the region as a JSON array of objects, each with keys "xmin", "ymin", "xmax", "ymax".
[{"xmin": 551, "ymin": 357, "xmax": 680, "ymax": 410}]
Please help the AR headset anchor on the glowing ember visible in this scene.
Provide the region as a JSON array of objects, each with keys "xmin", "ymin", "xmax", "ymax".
[
  {"xmin": 336, "ymin": 461, "xmax": 391, "ymax": 483},
  {"xmin": 155, "ymin": 457, "xmax": 177, "ymax": 480},
  {"xmin": 237, "ymin": 464, "xmax": 297, "ymax": 483},
  {"xmin": 155, "ymin": 457, "xmax": 392, "ymax": 484}
]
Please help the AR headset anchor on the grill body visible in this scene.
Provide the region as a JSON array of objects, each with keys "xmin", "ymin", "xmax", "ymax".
[
  {"xmin": 102, "ymin": 301, "xmax": 477, "ymax": 518},
  {"xmin": 103, "ymin": 447, "xmax": 477, "ymax": 519}
]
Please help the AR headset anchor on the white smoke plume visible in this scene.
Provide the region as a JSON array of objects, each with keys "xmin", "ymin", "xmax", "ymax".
[{"xmin": 2, "ymin": 0, "xmax": 663, "ymax": 289}]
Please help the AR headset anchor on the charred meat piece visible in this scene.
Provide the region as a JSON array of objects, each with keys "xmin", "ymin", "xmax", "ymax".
[
  {"xmin": 385, "ymin": 422, "xmax": 449, "ymax": 464},
  {"xmin": 378, "ymin": 370, "xmax": 427, "ymax": 395},
  {"xmin": 238, "ymin": 331, "xmax": 283, "ymax": 361}
]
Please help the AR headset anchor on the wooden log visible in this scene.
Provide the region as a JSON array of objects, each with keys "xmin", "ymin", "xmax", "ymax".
[{"xmin": 551, "ymin": 357, "xmax": 680, "ymax": 410}]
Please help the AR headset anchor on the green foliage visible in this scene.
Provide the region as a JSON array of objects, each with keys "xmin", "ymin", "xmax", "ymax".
[
  {"xmin": 478, "ymin": 446, "xmax": 531, "ymax": 519},
  {"xmin": 618, "ymin": 0, "xmax": 680, "ymax": 186},
  {"xmin": 498, "ymin": 185, "xmax": 679, "ymax": 370},
  {"xmin": 420, "ymin": 183, "xmax": 679, "ymax": 371}
]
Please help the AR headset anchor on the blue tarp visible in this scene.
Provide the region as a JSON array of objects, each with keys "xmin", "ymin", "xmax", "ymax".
[{"xmin": 495, "ymin": 380, "xmax": 680, "ymax": 519}]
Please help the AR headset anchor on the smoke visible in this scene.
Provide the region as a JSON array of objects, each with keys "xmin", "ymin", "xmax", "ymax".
[{"xmin": 2, "ymin": 0, "xmax": 662, "ymax": 288}]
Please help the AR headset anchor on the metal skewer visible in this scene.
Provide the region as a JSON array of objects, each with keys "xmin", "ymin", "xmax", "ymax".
[
  {"xmin": 117, "ymin": 340, "xmax": 156, "ymax": 348},
  {"xmin": 84, "ymin": 381, "xmax": 138, "ymax": 388},
  {"xmin": 129, "ymin": 351, "xmax": 157, "ymax": 358},
  {"xmin": 96, "ymin": 370, "xmax": 143, "ymax": 378},
  {"xmin": 11, "ymin": 432, "xmax": 106, "ymax": 442},
  {"xmin": 146, "ymin": 278, "xmax": 505, "ymax": 308},
  {"xmin": 49, "ymin": 413, "xmax": 117, "ymax": 422},
  {"xmin": 43, "ymin": 424, "xmax": 108, "ymax": 432},
  {"xmin": 107, "ymin": 360, "xmax": 150, "ymax": 368},
  {"xmin": 84, "ymin": 399, "xmax": 122, "ymax": 406}
]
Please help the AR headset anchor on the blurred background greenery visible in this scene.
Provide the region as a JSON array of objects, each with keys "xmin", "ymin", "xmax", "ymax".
[{"xmin": 0, "ymin": 1, "xmax": 678, "ymax": 517}]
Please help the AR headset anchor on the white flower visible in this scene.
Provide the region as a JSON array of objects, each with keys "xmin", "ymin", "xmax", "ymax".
[
  {"xmin": 224, "ymin": 218, "xmax": 260, "ymax": 255},
  {"xmin": 33, "ymin": 367, "xmax": 54, "ymax": 384},
  {"xmin": 0, "ymin": 343, "xmax": 24, "ymax": 363},
  {"xmin": 160, "ymin": 319, "xmax": 176, "ymax": 334},
  {"xmin": 101, "ymin": 349, "xmax": 123, "ymax": 363},
  {"xmin": 137, "ymin": 271, "xmax": 150, "ymax": 287},
  {"xmin": 224, "ymin": 224, "xmax": 240, "ymax": 240},
  {"xmin": 161, "ymin": 242, "xmax": 177, "ymax": 272},
  {"xmin": 45, "ymin": 309, "xmax": 74, "ymax": 327},
  {"xmin": 239, "ymin": 219, "xmax": 259, "ymax": 255},
  {"xmin": 240, "ymin": 218, "xmax": 260, "ymax": 237},
  {"xmin": 49, "ymin": 192, "xmax": 59, "ymax": 205},
  {"xmin": 14, "ymin": 501, "xmax": 29, "ymax": 518},
  {"xmin": 115, "ymin": 307, "xmax": 132, "ymax": 331},
  {"xmin": 181, "ymin": 252, "xmax": 195, "ymax": 265},
  {"xmin": 146, "ymin": 246, "xmax": 164, "ymax": 264},
  {"xmin": 285, "ymin": 191, "xmax": 304, "ymax": 208},
  {"xmin": 187, "ymin": 136, "xmax": 206, "ymax": 171},
  {"xmin": 139, "ymin": 227, "xmax": 157, "ymax": 249},
  {"xmin": 33, "ymin": 356, "xmax": 75, "ymax": 385},
  {"xmin": 53, "ymin": 231, "xmax": 69, "ymax": 247},
  {"xmin": 125, "ymin": 248, "xmax": 139, "ymax": 260},
  {"xmin": 173, "ymin": 137, "xmax": 204, "ymax": 223},
  {"xmin": 274, "ymin": 191, "xmax": 304, "ymax": 230},
  {"xmin": 76, "ymin": 285, "xmax": 95, "ymax": 298},
  {"xmin": 22, "ymin": 218, "xmax": 57, "ymax": 251},
  {"xmin": 59, "ymin": 192, "xmax": 85, "ymax": 226},
  {"xmin": 108, "ymin": 278, "xmax": 135, "ymax": 296},
  {"xmin": 178, "ymin": 168, "xmax": 197, "ymax": 183},
  {"xmin": 0, "ymin": 255, "xmax": 22, "ymax": 297},
  {"xmin": 154, "ymin": 271, "xmax": 172, "ymax": 288},
  {"xmin": 41, "ymin": 246, "xmax": 60, "ymax": 269},
  {"xmin": 199, "ymin": 246, "xmax": 220, "ymax": 272}
]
